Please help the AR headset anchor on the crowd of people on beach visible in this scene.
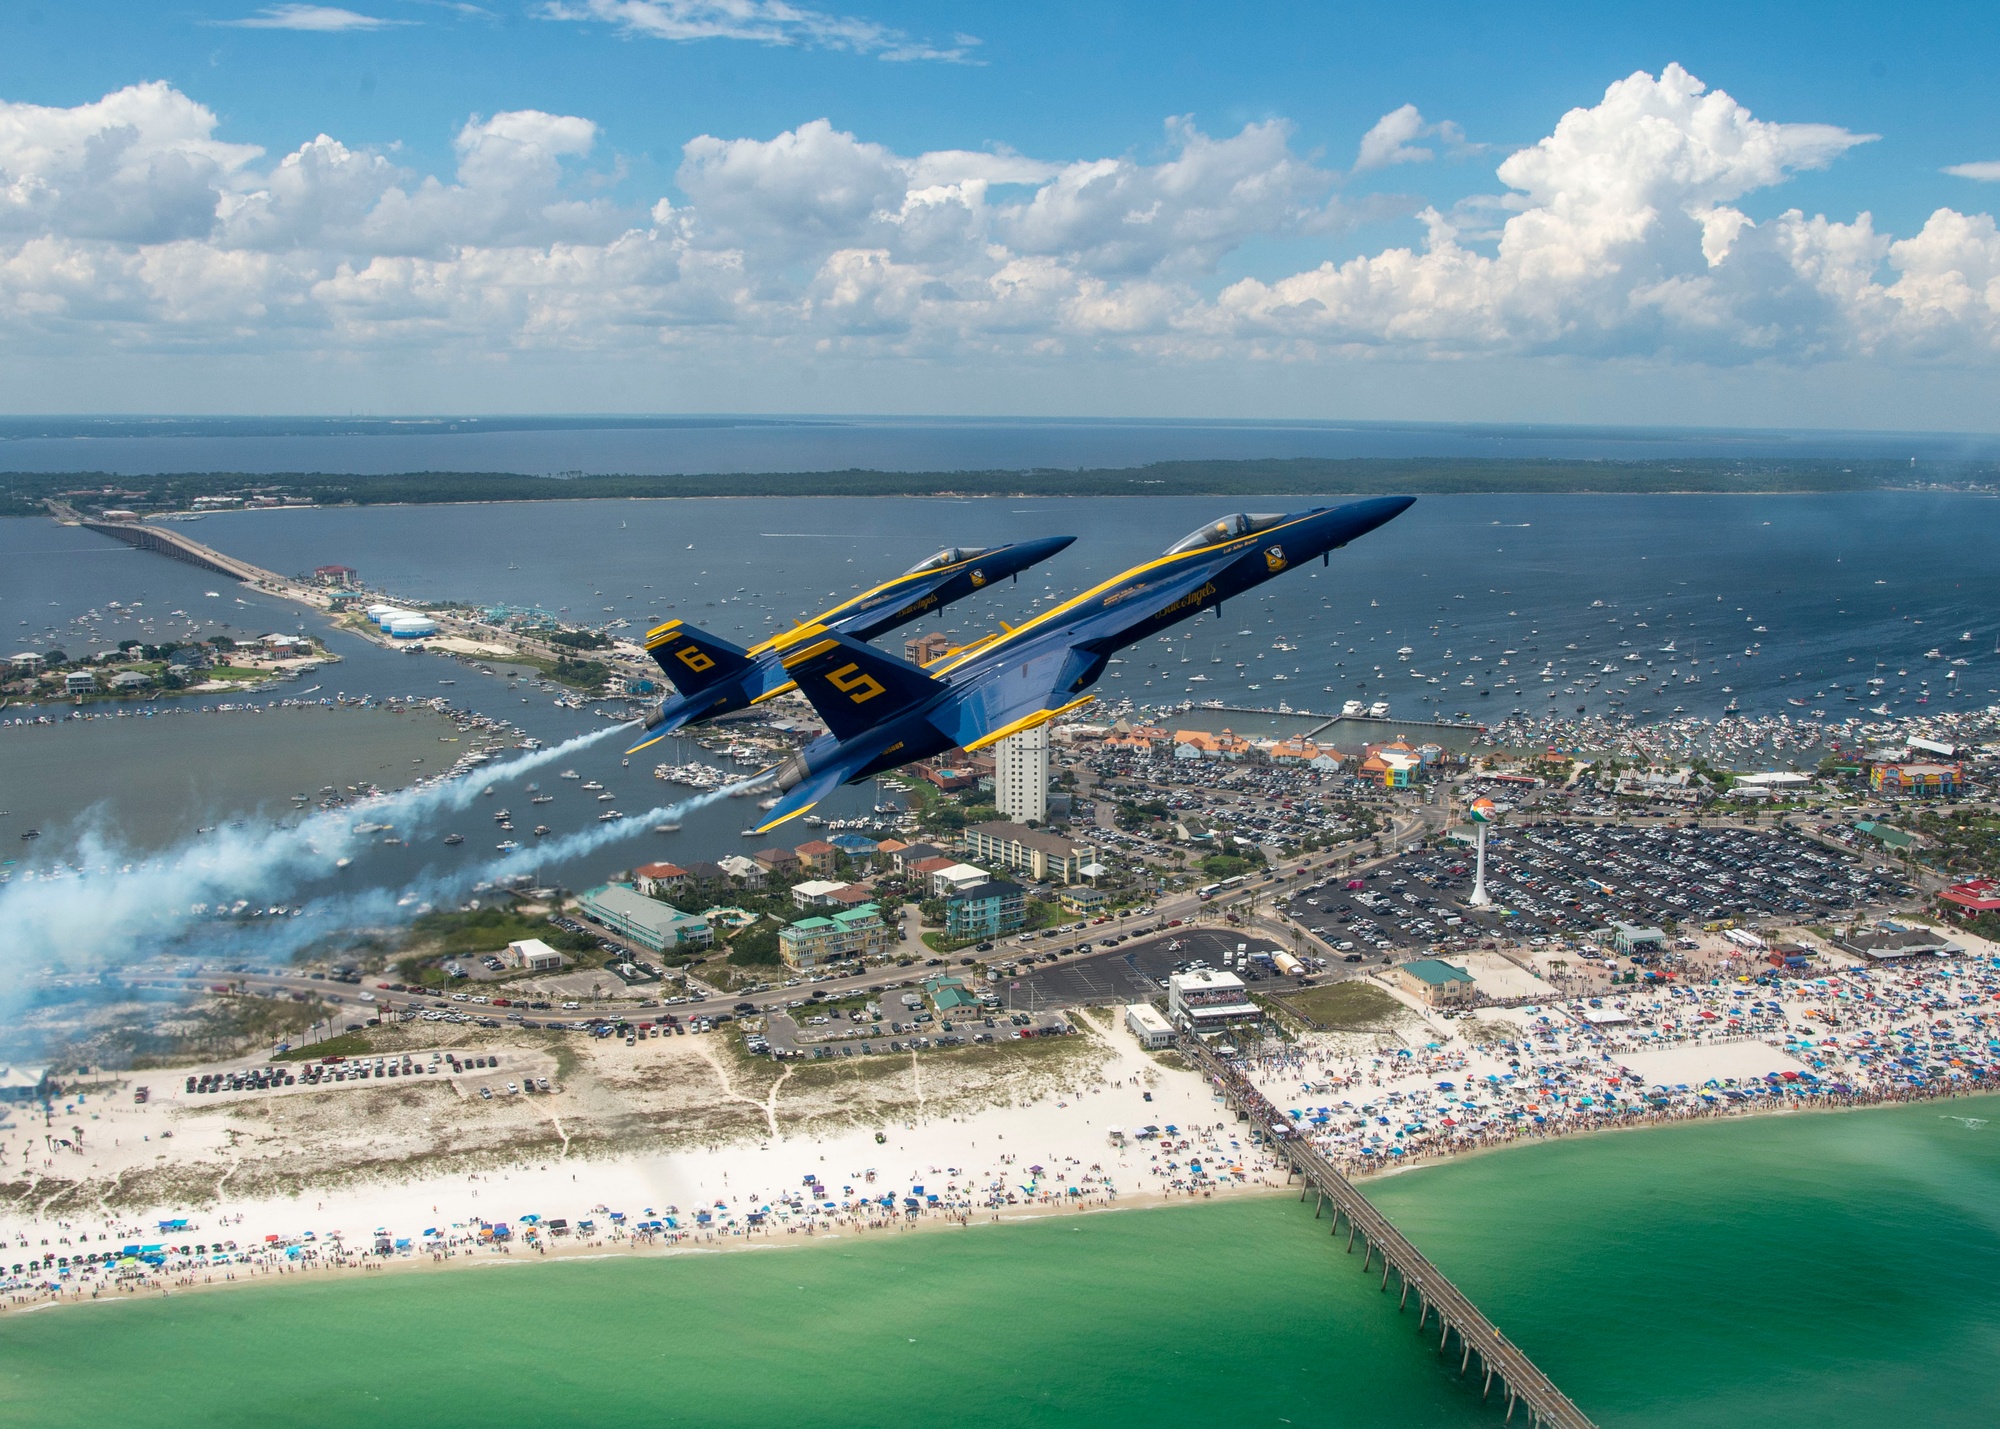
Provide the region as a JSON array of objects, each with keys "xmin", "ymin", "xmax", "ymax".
[{"xmin": 1243, "ymin": 954, "xmax": 2000, "ymax": 1172}]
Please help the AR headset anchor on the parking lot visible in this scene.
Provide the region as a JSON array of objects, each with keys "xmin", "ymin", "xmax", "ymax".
[
  {"xmin": 1280, "ymin": 821, "xmax": 1915, "ymax": 956},
  {"xmin": 999, "ymin": 928, "xmax": 1287, "ymax": 1010},
  {"xmin": 760, "ymin": 1004, "xmax": 1073, "ymax": 1059}
]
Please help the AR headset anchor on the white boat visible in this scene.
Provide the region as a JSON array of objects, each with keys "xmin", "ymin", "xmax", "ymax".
[
  {"xmin": 496, "ymin": 840, "xmax": 520, "ymax": 851},
  {"xmin": 443, "ymin": 833, "xmax": 463, "ymax": 845},
  {"xmin": 560, "ymin": 769, "xmax": 580, "ymax": 779},
  {"xmin": 653, "ymin": 822, "xmax": 681, "ymax": 834}
]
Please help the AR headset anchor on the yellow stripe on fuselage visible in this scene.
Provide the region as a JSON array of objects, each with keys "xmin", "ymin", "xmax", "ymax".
[
  {"xmin": 929, "ymin": 513, "xmax": 1320, "ymax": 678},
  {"xmin": 745, "ymin": 552, "xmax": 990, "ymax": 658},
  {"xmin": 779, "ymin": 636, "xmax": 841, "ymax": 669}
]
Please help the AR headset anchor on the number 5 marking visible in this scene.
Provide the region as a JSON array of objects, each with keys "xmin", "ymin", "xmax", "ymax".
[{"xmin": 828, "ymin": 662, "xmax": 886, "ymax": 704}]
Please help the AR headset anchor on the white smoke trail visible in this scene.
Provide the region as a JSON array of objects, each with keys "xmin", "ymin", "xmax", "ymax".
[
  {"xmin": 291, "ymin": 785, "xmax": 748, "ymax": 944},
  {"xmin": 0, "ymin": 724, "xmax": 625, "ymax": 995},
  {"xmin": 66, "ymin": 784, "xmax": 758, "ymax": 982}
]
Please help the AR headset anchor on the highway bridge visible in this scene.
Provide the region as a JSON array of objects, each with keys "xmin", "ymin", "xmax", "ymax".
[
  {"xmin": 1180, "ymin": 1035, "xmax": 1599, "ymax": 1429},
  {"xmin": 79, "ymin": 518, "xmax": 286, "ymax": 586}
]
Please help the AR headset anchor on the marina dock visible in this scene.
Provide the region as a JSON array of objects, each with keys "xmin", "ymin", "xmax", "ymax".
[{"xmin": 1180, "ymin": 1036, "xmax": 1598, "ymax": 1429}]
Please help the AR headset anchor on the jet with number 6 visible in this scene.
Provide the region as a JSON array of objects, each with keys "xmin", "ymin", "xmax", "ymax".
[
  {"xmin": 626, "ymin": 536, "xmax": 1073, "ymax": 753},
  {"xmin": 748, "ymin": 496, "xmax": 1415, "ymax": 830}
]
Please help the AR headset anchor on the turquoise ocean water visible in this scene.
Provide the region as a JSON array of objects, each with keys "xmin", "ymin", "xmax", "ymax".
[{"xmin": 6, "ymin": 1096, "xmax": 1999, "ymax": 1428}]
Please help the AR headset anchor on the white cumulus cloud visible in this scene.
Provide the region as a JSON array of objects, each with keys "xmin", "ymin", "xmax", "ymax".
[
  {"xmin": 2, "ymin": 64, "xmax": 1999, "ymax": 372},
  {"xmin": 1944, "ymin": 161, "xmax": 2000, "ymax": 182}
]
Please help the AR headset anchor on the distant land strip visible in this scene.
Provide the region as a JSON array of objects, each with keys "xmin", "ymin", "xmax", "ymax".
[{"xmin": 8, "ymin": 456, "xmax": 1999, "ymax": 517}]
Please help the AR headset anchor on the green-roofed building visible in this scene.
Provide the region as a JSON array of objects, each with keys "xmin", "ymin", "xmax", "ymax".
[
  {"xmin": 778, "ymin": 903, "xmax": 894, "ymax": 972},
  {"xmin": 1392, "ymin": 957, "xmax": 1476, "ymax": 1006},
  {"xmin": 576, "ymin": 883, "xmax": 714, "ymax": 954},
  {"xmin": 923, "ymin": 975, "xmax": 980, "ymax": 1013}
]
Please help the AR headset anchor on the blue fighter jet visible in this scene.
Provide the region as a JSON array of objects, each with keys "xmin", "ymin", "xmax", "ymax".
[
  {"xmin": 749, "ymin": 496, "xmax": 1414, "ymax": 830},
  {"xmin": 626, "ymin": 535, "xmax": 1073, "ymax": 753}
]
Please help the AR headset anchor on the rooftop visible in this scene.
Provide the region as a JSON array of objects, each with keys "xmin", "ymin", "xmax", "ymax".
[{"xmin": 1399, "ymin": 958, "xmax": 1475, "ymax": 986}]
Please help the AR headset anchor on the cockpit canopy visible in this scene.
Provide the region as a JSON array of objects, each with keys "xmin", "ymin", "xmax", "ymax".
[
  {"xmin": 902, "ymin": 545, "xmax": 993, "ymax": 575},
  {"xmin": 1163, "ymin": 513, "xmax": 1291, "ymax": 555}
]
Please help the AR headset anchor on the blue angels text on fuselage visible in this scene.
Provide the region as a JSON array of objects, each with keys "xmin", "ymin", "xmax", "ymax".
[
  {"xmin": 625, "ymin": 535, "xmax": 1073, "ymax": 754},
  {"xmin": 750, "ymin": 496, "xmax": 1415, "ymax": 831}
]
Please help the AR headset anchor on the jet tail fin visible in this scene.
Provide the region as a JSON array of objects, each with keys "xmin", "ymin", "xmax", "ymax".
[
  {"xmin": 643, "ymin": 620, "xmax": 753, "ymax": 695},
  {"xmin": 780, "ymin": 631, "xmax": 945, "ymax": 741}
]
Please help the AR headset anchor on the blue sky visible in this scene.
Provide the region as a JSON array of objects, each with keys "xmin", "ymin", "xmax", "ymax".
[{"xmin": 3, "ymin": 1, "xmax": 1999, "ymax": 425}]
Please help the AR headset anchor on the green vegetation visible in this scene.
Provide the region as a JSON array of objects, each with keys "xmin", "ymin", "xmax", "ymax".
[
  {"xmin": 403, "ymin": 907, "xmax": 593, "ymax": 957},
  {"xmin": 549, "ymin": 629, "xmax": 613, "ymax": 650},
  {"xmin": 14, "ymin": 454, "xmax": 1999, "ymax": 519},
  {"xmin": 1200, "ymin": 853, "xmax": 1257, "ymax": 880},
  {"xmin": 395, "ymin": 908, "xmax": 598, "ymax": 984},
  {"xmin": 1281, "ymin": 980, "xmax": 1408, "ymax": 1031},
  {"xmin": 1909, "ymin": 809, "xmax": 2000, "ymax": 879},
  {"xmin": 725, "ymin": 918, "xmax": 783, "ymax": 966},
  {"xmin": 56, "ymin": 991, "xmax": 334, "ymax": 1070},
  {"xmin": 550, "ymin": 655, "xmax": 612, "ymax": 691},
  {"xmin": 276, "ymin": 1031, "xmax": 372, "ymax": 1062}
]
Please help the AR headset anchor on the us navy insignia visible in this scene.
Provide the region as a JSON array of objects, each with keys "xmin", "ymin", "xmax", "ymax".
[{"xmin": 1264, "ymin": 545, "xmax": 1287, "ymax": 572}]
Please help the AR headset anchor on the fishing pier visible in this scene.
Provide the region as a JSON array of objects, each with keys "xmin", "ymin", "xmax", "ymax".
[{"xmin": 1180, "ymin": 1037, "xmax": 1598, "ymax": 1429}]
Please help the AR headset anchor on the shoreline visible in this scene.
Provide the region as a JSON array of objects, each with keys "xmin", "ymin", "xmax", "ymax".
[
  {"xmin": 10, "ymin": 1068, "xmax": 1995, "ymax": 1322},
  {"xmin": 0, "ymin": 1181, "xmax": 1280, "ymax": 1321}
]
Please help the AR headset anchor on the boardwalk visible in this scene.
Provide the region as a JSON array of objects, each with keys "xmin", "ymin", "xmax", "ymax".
[{"xmin": 1180, "ymin": 1036, "xmax": 1599, "ymax": 1429}]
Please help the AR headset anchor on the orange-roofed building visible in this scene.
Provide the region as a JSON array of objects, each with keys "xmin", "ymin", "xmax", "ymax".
[{"xmin": 793, "ymin": 839, "xmax": 838, "ymax": 875}]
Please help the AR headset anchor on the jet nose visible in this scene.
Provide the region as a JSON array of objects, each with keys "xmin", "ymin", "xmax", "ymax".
[
  {"xmin": 1336, "ymin": 496, "xmax": 1416, "ymax": 540},
  {"xmin": 1016, "ymin": 535, "xmax": 1077, "ymax": 561},
  {"xmin": 1350, "ymin": 495, "xmax": 1417, "ymax": 535}
]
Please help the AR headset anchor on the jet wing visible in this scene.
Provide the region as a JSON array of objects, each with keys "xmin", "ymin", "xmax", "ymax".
[
  {"xmin": 933, "ymin": 555, "xmax": 1229, "ymax": 681},
  {"xmin": 752, "ymin": 758, "xmax": 867, "ymax": 834},
  {"xmin": 927, "ymin": 635, "xmax": 1102, "ymax": 753}
]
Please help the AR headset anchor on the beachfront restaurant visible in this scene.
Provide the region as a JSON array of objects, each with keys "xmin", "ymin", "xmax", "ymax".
[
  {"xmin": 1390, "ymin": 958, "xmax": 1476, "ymax": 1007},
  {"xmin": 1610, "ymin": 922, "xmax": 1668, "ymax": 957},
  {"xmin": 1167, "ymin": 969, "xmax": 1261, "ymax": 1033}
]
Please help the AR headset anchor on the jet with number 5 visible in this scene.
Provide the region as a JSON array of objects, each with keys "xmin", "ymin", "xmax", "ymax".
[
  {"xmin": 748, "ymin": 496, "xmax": 1415, "ymax": 830},
  {"xmin": 626, "ymin": 536, "xmax": 1073, "ymax": 753}
]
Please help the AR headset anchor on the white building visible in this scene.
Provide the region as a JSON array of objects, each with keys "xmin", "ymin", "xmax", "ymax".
[
  {"xmin": 1166, "ymin": 969, "xmax": 1261, "ymax": 1033},
  {"xmin": 994, "ymin": 725, "xmax": 1050, "ymax": 824},
  {"xmin": 1124, "ymin": 1002, "xmax": 1175, "ymax": 1049},
  {"xmin": 929, "ymin": 862, "xmax": 990, "ymax": 897},
  {"xmin": 791, "ymin": 879, "xmax": 851, "ymax": 909},
  {"xmin": 506, "ymin": 938, "xmax": 569, "ymax": 972}
]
